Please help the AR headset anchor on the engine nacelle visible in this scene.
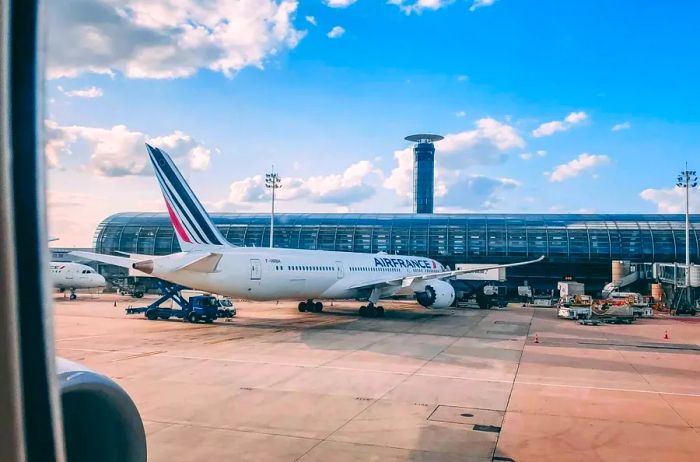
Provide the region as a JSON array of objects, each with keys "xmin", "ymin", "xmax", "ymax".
[
  {"xmin": 415, "ymin": 280, "xmax": 456, "ymax": 309},
  {"xmin": 57, "ymin": 358, "xmax": 147, "ymax": 462}
]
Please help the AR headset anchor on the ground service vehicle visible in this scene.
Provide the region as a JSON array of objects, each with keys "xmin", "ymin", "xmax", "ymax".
[{"xmin": 126, "ymin": 283, "xmax": 235, "ymax": 323}]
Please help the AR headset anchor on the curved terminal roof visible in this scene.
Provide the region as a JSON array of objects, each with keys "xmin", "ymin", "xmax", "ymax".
[{"xmin": 95, "ymin": 213, "xmax": 700, "ymax": 265}]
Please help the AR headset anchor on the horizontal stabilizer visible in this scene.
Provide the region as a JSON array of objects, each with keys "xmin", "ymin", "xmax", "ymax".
[
  {"xmin": 114, "ymin": 251, "xmax": 155, "ymax": 261},
  {"xmin": 70, "ymin": 251, "xmax": 134, "ymax": 268},
  {"xmin": 173, "ymin": 252, "xmax": 222, "ymax": 273}
]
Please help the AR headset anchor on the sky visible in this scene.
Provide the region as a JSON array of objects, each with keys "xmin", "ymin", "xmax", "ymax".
[{"xmin": 45, "ymin": 0, "xmax": 700, "ymax": 246}]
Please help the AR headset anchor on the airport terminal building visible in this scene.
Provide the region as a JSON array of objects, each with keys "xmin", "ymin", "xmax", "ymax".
[{"xmin": 93, "ymin": 212, "xmax": 700, "ymax": 289}]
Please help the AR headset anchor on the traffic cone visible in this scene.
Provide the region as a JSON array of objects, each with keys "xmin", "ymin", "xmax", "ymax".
[
  {"xmin": 534, "ymin": 334, "xmax": 540, "ymax": 344},
  {"xmin": 113, "ymin": 301, "xmax": 117, "ymax": 307},
  {"xmin": 664, "ymin": 330, "xmax": 669, "ymax": 340}
]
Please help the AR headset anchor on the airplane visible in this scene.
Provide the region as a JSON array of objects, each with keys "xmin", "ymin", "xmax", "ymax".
[
  {"xmin": 72, "ymin": 144, "xmax": 544, "ymax": 317},
  {"xmin": 50, "ymin": 262, "xmax": 106, "ymax": 300}
]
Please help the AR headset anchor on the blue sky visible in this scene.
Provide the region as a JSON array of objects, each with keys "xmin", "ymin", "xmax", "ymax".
[{"xmin": 45, "ymin": 0, "xmax": 700, "ymax": 245}]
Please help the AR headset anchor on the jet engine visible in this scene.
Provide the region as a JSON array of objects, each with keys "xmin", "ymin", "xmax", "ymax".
[
  {"xmin": 416, "ymin": 280, "xmax": 456, "ymax": 309},
  {"xmin": 58, "ymin": 358, "xmax": 147, "ymax": 462}
]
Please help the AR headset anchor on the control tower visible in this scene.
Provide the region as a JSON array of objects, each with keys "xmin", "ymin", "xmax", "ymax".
[{"xmin": 405, "ymin": 134, "xmax": 443, "ymax": 214}]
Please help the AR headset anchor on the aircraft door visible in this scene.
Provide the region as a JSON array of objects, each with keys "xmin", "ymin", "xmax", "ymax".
[
  {"xmin": 335, "ymin": 261, "xmax": 344, "ymax": 279},
  {"xmin": 250, "ymin": 259, "xmax": 261, "ymax": 280}
]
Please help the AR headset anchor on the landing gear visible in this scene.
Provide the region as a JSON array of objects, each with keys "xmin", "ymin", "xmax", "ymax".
[
  {"xmin": 69, "ymin": 289, "xmax": 77, "ymax": 300},
  {"xmin": 359, "ymin": 303, "xmax": 384, "ymax": 318},
  {"xmin": 299, "ymin": 300, "xmax": 324, "ymax": 313}
]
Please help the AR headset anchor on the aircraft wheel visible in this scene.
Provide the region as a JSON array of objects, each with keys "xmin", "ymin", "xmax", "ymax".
[
  {"xmin": 298, "ymin": 302, "xmax": 306, "ymax": 312},
  {"xmin": 359, "ymin": 306, "xmax": 367, "ymax": 316},
  {"xmin": 368, "ymin": 305, "xmax": 378, "ymax": 317},
  {"xmin": 314, "ymin": 302, "xmax": 323, "ymax": 313},
  {"xmin": 376, "ymin": 306, "xmax": 385, "ymax": 317},
  {"xmin": 69, "ymin": 293, "xmax": 77, "ymax": 300}
]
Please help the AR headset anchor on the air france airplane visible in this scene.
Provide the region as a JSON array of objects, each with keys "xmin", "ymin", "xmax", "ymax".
[
  {"xmin": 73, "ymin": 145, "xmax": 543, "ymax": 317},
  {"xmin": 51, "ymin": 262, "xmax": 106, "ymax": 300}
]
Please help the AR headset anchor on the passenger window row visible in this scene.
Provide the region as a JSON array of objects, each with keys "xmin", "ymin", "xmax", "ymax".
[{"xmin": 273, "ymin": 265, "xmax": 335, "ymax": 271}]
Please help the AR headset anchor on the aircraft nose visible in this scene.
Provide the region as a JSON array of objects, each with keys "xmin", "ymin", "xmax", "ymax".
[{"xmin": 95, "ymin": 274, "xmax": 107, "ymax": 287}]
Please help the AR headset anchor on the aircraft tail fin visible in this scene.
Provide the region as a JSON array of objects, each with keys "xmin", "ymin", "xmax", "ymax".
[{"xmin": 145, "ymin": 144, "xmax": 230, "ymax": 251}]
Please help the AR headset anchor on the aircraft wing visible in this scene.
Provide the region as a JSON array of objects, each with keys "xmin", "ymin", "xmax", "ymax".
[
  {"xmin": 70, "ymin": 251, "xmax": 135, "ymax": 268},
  {"xmin": 348, "ymin": 256, "xmax": 545, "ymax": 291}
]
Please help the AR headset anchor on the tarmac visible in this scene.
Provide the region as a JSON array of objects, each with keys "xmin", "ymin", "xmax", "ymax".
[{"xmin": 53, "ymin": 293, "xmax": 700, "ymax": 462}]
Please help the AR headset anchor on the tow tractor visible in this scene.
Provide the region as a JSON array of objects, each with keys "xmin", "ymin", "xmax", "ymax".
[{"xmin": 125, "ymin": 281, "xmax": 235, "ymax": 323}]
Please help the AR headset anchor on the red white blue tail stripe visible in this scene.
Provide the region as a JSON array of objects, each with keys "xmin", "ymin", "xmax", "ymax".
[{"xmin": 146, "ymin": 144, "xmax": 229, "ymax": 248}]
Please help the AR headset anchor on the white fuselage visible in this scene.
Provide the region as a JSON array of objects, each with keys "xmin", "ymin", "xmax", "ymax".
[
  {"xmin": 150, "ymin": 247, "xmax": 445, "ymax": 301},
  {"xmin": 51, "ymin": 262, "xmax": 106, "ymax": 290}
]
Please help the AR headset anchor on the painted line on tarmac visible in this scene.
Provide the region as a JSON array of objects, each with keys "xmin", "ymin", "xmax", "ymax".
[
  {"xmin": 57, "ymin": 335, "xmax": 106, "ymax": 342},
  {"xmin": 57, "ymin": 347, "xmax": 115, "ymax": 353},
  {"xmin": 513, "ymin": 380, "xmax": 700, "ymax": 398},
  {"xmin": 160, "ymin": 353, "xmax": 700, "ymax": 397}
]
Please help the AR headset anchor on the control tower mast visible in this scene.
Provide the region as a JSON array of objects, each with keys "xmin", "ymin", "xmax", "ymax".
[{"xmin": 405, "ymin": 134, "xmax": 443, "ymax": 214}]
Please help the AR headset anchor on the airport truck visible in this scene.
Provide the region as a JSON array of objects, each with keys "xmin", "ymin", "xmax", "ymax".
[
  {"xmin": 125, "ymin": 282, "xmax": 236, "ymax": 323},
  {"xmin": 558, "ymin": 295, "xmax": 593, "ymax": 320}
]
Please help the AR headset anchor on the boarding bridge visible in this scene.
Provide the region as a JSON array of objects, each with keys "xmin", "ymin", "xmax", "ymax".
[{"xmin": 653, "ymin": 263, "xmax": 699, "ymax": 288}]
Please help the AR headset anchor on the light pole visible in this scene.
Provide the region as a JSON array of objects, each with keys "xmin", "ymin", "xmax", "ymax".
[
  {"xmin": 676, "ymin": 164, "xmax": 697, "ymax": 295},
  {"xmin": 265, "ymin": 167, "xmax": 282, "ymax": 248}
]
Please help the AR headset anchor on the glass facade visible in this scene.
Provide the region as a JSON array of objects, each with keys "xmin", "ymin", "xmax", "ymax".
[
  {"xmin": 413, "ymin": 143, "xmax": 435, "ymax": 214},
  {"xmin": 94, "ymin": 212, "xmax": 700, "ymax": 264}
]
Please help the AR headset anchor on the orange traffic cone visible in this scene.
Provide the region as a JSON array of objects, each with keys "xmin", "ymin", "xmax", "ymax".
[
  {"xmin": 534, "ymin": 334, "xmax": 540, "ymax": 344},
  {"xmin": 664, "ymin": 330, "xmax": 669, "ymax": 340},
  {"xmin": 113, "ymin": 301, "xmax": 117, "ymax": 307}
]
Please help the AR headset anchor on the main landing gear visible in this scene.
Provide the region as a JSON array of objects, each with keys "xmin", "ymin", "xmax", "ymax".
[
  {"xmin": 69, "ymin": 288, "xmax": 77, "ymax": 300},
  {"xmin": 359, "ymin": 303, "xmax": 384, "ymax": 318},
  {"xmin": 298, "ymin": 299, "xmax": 323, "ymax": 313}
]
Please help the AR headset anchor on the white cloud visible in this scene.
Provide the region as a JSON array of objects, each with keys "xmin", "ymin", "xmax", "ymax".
[
  {"xmin": 455, "ymin": 110, "xmax": 466, "ymax": 117},
  {"xmin": 388, "ymin": 0, "xmax": 455, "ymax": 15},
  {"xmin": 60, "ymin": 86, "xmax": 103, "ymax": 98},
  {"xmin": 44, "ymin": 120, "xmax": 212, "ymax": 175},
  {"xmin": 612, "ymin": 121, "xmax": 632, "ymax": 131},
  {"xmin": 228, "ymin": 160, "xmax": 382, "ymax": 206},
  {"xmin": 457, "ymin": 74, "xmax": 469, "ymax": 82},
  {"xmin": 469, "ymin": 0, "xmax": 496, "ymax": 12},
  {"xmin": 640, "ymin": 187, "xmax": 700, "ymax": 213},
  {"xmin": 547, "ymin": 153, "xmax": 610, "ymax": 182},
  {"xmin": 435, "ymin": 171, "xmax": 519, "ymax": 209},
  {"xmin": 437, "ymin": 117, "xmax": 525, "ymax": 164},
  {"xmin": 564, "ymin": 111, "xmax": 587, "ymax": 124},
  {"xmin": 46, "ymin": 0, "xmax": 306, "ymax": 79},
  {"xmin": 323, "ymin": 0, "xmax": 357, "ymax": 7},
  {"xmin": 383, "ymin": 147, "xmax": 414, "ymax": 200},
  {"xmin": 520, "ymin": 149, "xmax": 547, "ymax": 160},
  {"xmin": 305, "ymin": 15, "xmax": 317, "ymax": 26},
  {"xmin": 327, "ymin": 26, "xmax": 345, "ymax": 39},
  {"xmin": 384, "ymin": 118, "xmax": 524, "ymax": 199},
  {"xmin": 532, "ymin": 111, "xmax": 588, "ymax": 138}
]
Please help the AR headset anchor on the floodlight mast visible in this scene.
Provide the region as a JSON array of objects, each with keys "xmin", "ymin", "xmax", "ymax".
[
  {"xmin": 265, "ymin": 167, "xmax": 282, "ymax": 248},
  {"xmin": 676, "ymin": 162, "xmax": 697, "ymax": 294}
]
